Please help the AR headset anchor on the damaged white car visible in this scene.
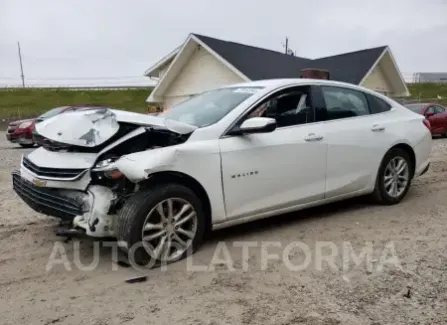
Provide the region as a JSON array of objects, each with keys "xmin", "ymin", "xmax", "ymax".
[{"xmin": 12, "ymin": 79, "xmax": 432, "ymax": 265}]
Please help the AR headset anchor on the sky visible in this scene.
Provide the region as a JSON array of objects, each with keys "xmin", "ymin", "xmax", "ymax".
[{"xmin": 0, "ymin": 0, "xmax": 446, "ymax": 87}]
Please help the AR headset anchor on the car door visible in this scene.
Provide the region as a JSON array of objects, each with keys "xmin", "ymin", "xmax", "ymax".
[
  {"xmin": 423, "ymin": 106, "xmax": 438, "ymax": 131},
  {"xmin": 315, "ymin": 85, "xmax": 396, "ymax": 199},
  {"xmin": 219, "ymin": 85, "xmax": 327, "ymax": 220},
  {"xmin": 434, "ymin": 105, "xmax": 447, "ymax": 134},
  {"xmin": 428, "ymin": 105, "xmax": 447, "ymax": 134}
]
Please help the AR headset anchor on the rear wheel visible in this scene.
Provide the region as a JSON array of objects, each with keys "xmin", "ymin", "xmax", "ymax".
[
  {"xmin": 371, "ymin": 148, "xmax": 413, "ymax": 205},
  {"xmin": 116, "ymin": 183, "xmax": 206, "ymax": 267}
]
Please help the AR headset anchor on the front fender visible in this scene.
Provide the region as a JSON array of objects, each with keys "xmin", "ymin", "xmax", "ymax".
[
  {"xmin": 114, "ymin": 147, "xmax": 179, "ymax": 182},
  {"xmin": 112, "ymin": 140, "xmax": 227, "ymax": 224}
]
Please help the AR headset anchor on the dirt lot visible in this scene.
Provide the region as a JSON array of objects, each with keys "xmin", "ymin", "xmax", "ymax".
[{"xmin": 0, "ymin": 132, "xmax": 446, "ymax": 325}]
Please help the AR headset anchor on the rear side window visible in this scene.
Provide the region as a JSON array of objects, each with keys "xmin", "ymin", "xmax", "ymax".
[
  {"xmin": 434, "ymin": 106, "xmax": 445, "ymax": 114},
  {"xmin": 321, "ymin": 86, "xmax": 369, "ymax": 121},
  {"xmin": 367, "ymin": 94, "xmax": 392, "ymax": 114}
]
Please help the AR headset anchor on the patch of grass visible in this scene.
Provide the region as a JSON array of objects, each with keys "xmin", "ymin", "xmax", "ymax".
[
  {"xmin": 407, "ymin": 83, "xmax": 447, "ymax": 105},
  {"xmin": 1, "ymin": 83, "xmax": 446, "ymax": 120},
  {"xmin": 0, "ymin": 88, "xmax": 153, "ymax": 120}
]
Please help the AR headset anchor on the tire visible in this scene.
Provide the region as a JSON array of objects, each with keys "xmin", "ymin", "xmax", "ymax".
[
  {"xmin": 19, "ymin": 143, "xmax": 34, "ymax": 148},
  {"xmin": 116, "ymin": 183, "xmax": 206, "ymax": 267},
  {"xmin": 371, "ymin": 148, "xmax": 413, "ymax": 205}
]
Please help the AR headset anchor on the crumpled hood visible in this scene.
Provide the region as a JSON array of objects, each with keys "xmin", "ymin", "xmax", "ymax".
[
  {"xmin": 35, "ymin": 108, "xmax": 120, "ymax": 147},
  {"xmin": 34, "ymin": 108, "xmax": 197, "ymax": 148}
]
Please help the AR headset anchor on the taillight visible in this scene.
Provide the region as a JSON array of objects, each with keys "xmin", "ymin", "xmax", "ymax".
[{"xmin": 423, "ymin": 119, "xmax": 431, "ymax": 130}]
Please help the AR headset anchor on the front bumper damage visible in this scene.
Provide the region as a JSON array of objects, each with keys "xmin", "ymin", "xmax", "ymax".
[
  {"xmin": 12, "ymin": 166, "xmax": 118, "ymax": 238},
  {"xmin": 12, "ymin": 171, "xmax": 85, "ymax": 220}
]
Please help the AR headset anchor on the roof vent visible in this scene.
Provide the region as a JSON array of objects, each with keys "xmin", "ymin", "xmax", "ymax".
[{"xmin": 300, "ymin": 69, "xmax": 330, "ymax": 80}]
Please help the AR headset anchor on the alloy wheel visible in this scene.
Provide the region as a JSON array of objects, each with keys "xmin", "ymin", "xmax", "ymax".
[
  {"xmin": 384, "ymin": 156, "xmax": 410, "ymax": 198},
  {"xmin": 141, "ymin": 198, "xmax": 198, "ymax": 262}
]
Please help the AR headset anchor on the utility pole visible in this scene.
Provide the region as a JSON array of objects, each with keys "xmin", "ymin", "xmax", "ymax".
[
  {"xmin": 285, "ymin": 37, "xmax": 288, "ymax": 54},
  {"xmin": 17, "ymin": 42, "xmax": 25, "ymax": 87}
]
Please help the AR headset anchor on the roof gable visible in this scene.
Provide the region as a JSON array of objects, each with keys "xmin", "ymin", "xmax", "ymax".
[
  {"xmin": 193, "ymin": 34, "xmax": 387, "ymax": 84},
  {"xmin": 194, "ymin": 34, "xmax": 312, "ymax": 80},
  {"xmin": 310, "ymin": 46, "xmax": 387, "ymax": 84}
]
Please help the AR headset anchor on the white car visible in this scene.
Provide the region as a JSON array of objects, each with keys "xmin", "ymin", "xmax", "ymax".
[{"xmin": 12, "ymin": 79, "xmax": 432, "ymax": 266}]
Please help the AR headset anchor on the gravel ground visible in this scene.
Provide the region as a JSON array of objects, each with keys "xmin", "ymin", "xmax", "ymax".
[{"xmin": 0, "ymin": 132, "xmax": 446, "ymax": 325}]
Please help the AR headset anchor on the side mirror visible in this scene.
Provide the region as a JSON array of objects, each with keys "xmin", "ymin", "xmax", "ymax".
[
  {"xmin": 228, "ymin": 117, "xmax": 277, "ymax": 136},
  {"xmin": 425, "ymin": 112, "xmax": 435, "ymax": 118}
]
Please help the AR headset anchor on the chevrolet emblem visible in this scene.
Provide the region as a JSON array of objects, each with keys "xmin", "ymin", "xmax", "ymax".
[{"xmin": 33, "ymin": 179, "xmax": 47, "ymax": 187}]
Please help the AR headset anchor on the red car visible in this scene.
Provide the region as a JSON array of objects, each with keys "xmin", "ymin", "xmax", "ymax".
[
  {"xmin": 6, "ymin": 118, "xmax": 36, "ymax": 148},
  {"xmin": 6, "ymin": 105, "xmax": 107, "ymax": 148},
  {"xmin": 405, "ymin": 103, "xmax": 447, "ymax": 137}
]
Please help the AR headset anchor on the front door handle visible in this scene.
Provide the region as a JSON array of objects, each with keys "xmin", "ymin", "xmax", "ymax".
[
  {"xmin": 304, "ymin": 133, "xmax": 323, "ymax": 141},
  {"xmin": 371, "ymin": 124, "xmax": 385, "ymax": 132}
]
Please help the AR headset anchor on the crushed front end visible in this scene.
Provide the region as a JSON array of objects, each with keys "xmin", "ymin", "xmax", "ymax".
[
  {"xmin": 12, "ymin": 151, "xmax": 119, "ymax": 237},
  {"xmin": 11, "ymin": 108, "xmax": 196, "ymax": 238}
]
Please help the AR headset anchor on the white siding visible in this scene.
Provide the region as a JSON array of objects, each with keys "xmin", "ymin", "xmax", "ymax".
[
  {"xmin": 163, "ymin": 46, "xmax": 244, "ymax": 108},
  {"xmin": 362, "ymin": 64, "xmax": 392, "ymax": 95}
]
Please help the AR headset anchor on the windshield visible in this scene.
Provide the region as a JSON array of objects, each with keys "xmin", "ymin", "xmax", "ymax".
[
  {"xmin": 159, "ymin": 87, "xmax": 263, "ymax": 127},
  {"xmin": 38, "ymin": 106, "xmax": 68, "ymax": 119},
  {"xmin": 405, "ymin": 103, "xmax": 425, "ymax": 114}
]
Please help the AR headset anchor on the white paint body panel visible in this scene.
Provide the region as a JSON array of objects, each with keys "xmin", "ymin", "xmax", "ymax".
[
  {"xmin": 17, "ymin": 79, "xmax": 432, "ymax": 237},
  {"xmin": 219, "ymin": 123, "xmax": 327, "ymax": 221}
]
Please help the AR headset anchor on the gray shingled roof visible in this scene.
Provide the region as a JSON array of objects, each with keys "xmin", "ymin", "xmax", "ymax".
[{"xmin": 194, "ymin": 34, "xmax": 387, "ymax": 84}]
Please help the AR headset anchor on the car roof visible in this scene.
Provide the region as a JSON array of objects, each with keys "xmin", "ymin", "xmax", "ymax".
[
  {"xmin": 219, "ymin": 78, "xmax": 393, "ymax": 103},
  {"xmin": 405, "ymin": 103, "xmax": 434, "ymax": 107},
  {"xmin": 221, "ymin": 78, "xmax": 373, "ymax": 91},
  {"xmin": 69, "ymin": 105, "xmax": 108, "ymax": 109}
]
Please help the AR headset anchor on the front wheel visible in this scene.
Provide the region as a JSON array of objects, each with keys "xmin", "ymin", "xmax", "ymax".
[
  {"xmin": 116, "ymin": 183, "xmax": 206, "ymax": 267},
  {"xmin": 371, "ymin": 148, "xmax": 413, "ymax": 205}
]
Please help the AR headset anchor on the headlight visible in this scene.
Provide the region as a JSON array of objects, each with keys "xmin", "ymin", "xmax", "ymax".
[
  {"xmin": 93, "ymin": 158, "xmax": 116, "ymax": 170},
  {"xmin": 18, "ymin": 121, "xmax": 33, "ymax": 129},
  {"xmin": 92, "ymin": 158, "xmax": 123, "ymax": 179}
]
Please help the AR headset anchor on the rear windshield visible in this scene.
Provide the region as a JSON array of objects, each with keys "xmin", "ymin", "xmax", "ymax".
[{"xmin": 405, "ymin": 104, "xmax": 425, "ymax": 114}]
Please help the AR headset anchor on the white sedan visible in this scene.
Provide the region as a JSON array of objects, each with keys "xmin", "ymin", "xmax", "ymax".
[{"xmin": 12, "ymin": 79, "xmax": 432, "ymax": 266}]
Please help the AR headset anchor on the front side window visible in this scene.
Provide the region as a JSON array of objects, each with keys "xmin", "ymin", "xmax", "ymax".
[
  {"xmin": 241, "ymin": 86, "xmax": 313, "ymax": 128},
  {"xmin": 321, "ymin": 86, "xmax": 370, "ymax": 121},
  {"xmin": 159, "ymin": 87, "xmax": 263, "ymax": 127},
  {"xmin": 426, "ymin": 106, "xmax": 435, "ymax": 115}
]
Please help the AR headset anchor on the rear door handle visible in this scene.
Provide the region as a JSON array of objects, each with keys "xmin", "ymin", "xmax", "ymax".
[
  {"xmin": 371, "ymin": 124, "xmax": 385, "ymax": 132},
  {"xmin": 304, "ymin": 133, "xmax": 323, "ymax": 141}
]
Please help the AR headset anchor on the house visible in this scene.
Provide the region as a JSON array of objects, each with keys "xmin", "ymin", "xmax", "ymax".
[{"xmin": 145, "ymin": 33, "xmax": 410, "ymax": 109}]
